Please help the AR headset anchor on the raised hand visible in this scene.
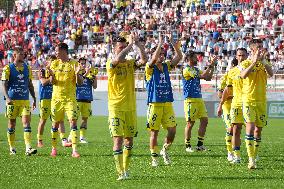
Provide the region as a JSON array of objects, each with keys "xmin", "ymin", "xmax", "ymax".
[
  {"xmin": 128, "ymin": 33, "xmax": 134, "ymax": 45},
  {"xmin": 251, "ymin": 49, "xmax": 261, "ymax": 63},
  {"xmin": 158, "ymin": 32, "xmax": 163, "ymax": 44},
  {"xmin": 74, "ymin": 63, "xmax": 82, "ymax": 75},
  {"xmin": 85, "ymin": 64, "xmax": 92, "ymax": 75},
  {"xmin": 209, "ymin": 55, "xmax": 218, "ymax": 66}
]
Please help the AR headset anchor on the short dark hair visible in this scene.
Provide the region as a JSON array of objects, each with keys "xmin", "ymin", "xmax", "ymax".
[
  {"xmin": 79, "ymin": 57, "xmax": 87, "ymax": 62},
  {"xmin": 57, "ymin": 42, "xmax": 69, "ymax": 53},
  {"xmin": 231, "ymin": 58, "xmax": 238, "ymax": 67},
  {"xmin": 185, "ymin": 50, "xmax": 196, "ymax": 58},
  {"xmin": 237, "ymin": 47, "xmax": 247, "ymax": 54},
  {"xmin": 13, "ymin": 46, "xmax": 23, "ymax": 53}
]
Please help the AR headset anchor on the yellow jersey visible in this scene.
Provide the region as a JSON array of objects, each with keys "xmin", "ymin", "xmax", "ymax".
[
  {"xmin": 227, "ymin": 67, "xmax": 243, "ymax": 106},
  {"xmin": 240, "ymin": 59, "xmax": 268, "ymax": 103},
  {"xmin": 1, "ymin": 63, "xmax": 33, "ymax": 106},
  {"xmin": 50, "ymin": 59, "xmax": 78, "ymax": 101},
  {"xmin": 107, "ymin": 59, "xmax": 136, "ymax": 111},
  {"xmin": 219, "ymin": 72, "xmax": 228, "ymax": 91}
]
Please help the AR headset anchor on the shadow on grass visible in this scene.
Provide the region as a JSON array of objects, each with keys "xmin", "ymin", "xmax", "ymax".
[
  {"xmin": 200, "ymin": 175, "xmax": 279, "ymax": 180},
  {"xmin": 133, "ymin": 153, "xmax": 224, "ymax": 158}
]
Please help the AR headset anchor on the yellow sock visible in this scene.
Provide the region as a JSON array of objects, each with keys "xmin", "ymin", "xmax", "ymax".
[
  {"xmin": 123, "ymin": 146, "xmax": 132, "ymax": 172},
  {"xmin": 7, "ymin": 128, "xmax": 15, "ymax": 149},
  {"xmin": 71, "ymin": 128, "xmax": 77, "ymax": 151},
  {"xmin": 24, "ymin": 127, "xmax": 32, "ymax": 149},
  {"xmin": 233, "ymin": 147, "xmax": 241, "ymax": 158},
  {"xmin": 254, "ymin": 138, "xmax": 261, "ymax": 158},
  {"xmin": 185, "ymin": 139, "xmax": 191, "ymax": 148},
  {"xmin": 225, "ymin": 132, "xmax": 233, "ymax": 153},
  {"xmin": 197, "ymin": 136, "xmax": 205, "ymax": 147},
  {"xmin": 37, "ymin": 134, "xmax": 43, "ymax": 141},
  {"xmin": 113, "ymin": 150, "xmax": 123, "ymax": 175},
  {"xmin": 51, "ymin": 128, "xmax": 59, "ymax": 148},
  {"xmin": 80, "ymin": 128, "xmax": 86, "ymax": 139},
  {"xmin": 162, "ymin": 143, "xmax": 172, "ymax": 151},
  {"xmin": 245, "ymin": 135, "xmax": 254, "ymax": 158},
  {"xmin": 60, "ymin": 132, "xmax": 66, "ymax": 140},
  {"xmin": 150, "ymin": 146, "xmax": 158, "ymax": 160}
]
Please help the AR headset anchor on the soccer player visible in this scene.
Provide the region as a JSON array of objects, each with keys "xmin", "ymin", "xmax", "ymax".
[
  {"xmin": 183, "ymin": 51, "xmax": 216, "ymax": 152},
  {"xmin": 76, "ymin": 57, "xmax": 98, "ymax": 143},
  {"xmin": 47, "ymin": 42, "xmax": 83, "ymax": 158},
  {"xmin": 107, "ymin": 34, "xmax": 146, "ymax": 180},
  {"xmin": 145, "ymin": 33, "xmax": 182, "ymax": 167},
  {"xmin": 218, "ymin": 48, "xmax": 248, "ymax": 163},
  {"xmin": 37, "ymin": 58, "xmax": 54, "ymax": 147},
  {"xmin": 37, "ymin": 56, "xmax": 71, "ymax": 148},
  {"xmin": 216, "ymin": 59, "xmax": 235, "ymax": 162},
  {"xmin": 240, "ymin": 39, "xmax": 273, "ymax": 169},
  {"xmin": 1, "ymin": 46, "xmax": 37, "ymax": 155}
]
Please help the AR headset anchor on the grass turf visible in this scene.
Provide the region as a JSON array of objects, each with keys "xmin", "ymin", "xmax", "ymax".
[{"xmin": 0, "ymin": 115, "xmax": 283, "ymax": 188}]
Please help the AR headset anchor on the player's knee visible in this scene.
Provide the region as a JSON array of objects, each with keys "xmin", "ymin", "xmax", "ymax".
[
  {"xmin": 8, "ymin": 119, "xmax": 16, "ymax": 127},
  {"xmin": 201, "ymin": 117, "xmax": 208, "ymax": 126},
  {"xmin": 186, "ymin": 121, "xmax": 194, "ymax": 128}
]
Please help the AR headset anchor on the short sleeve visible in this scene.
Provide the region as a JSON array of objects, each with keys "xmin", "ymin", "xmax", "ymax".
[
  {"xmin": 226, "ymin": 70, "xmax": 233, "ymax": 86},
  {"xmin": 28, "ymin": 65, "xmax": 33, "ymax": 80},
  {"xmin": 165, "ymin": 60, "xmax": 173, "ymax": 71},
  {"xmin": 145, "ymin": 63, "xmax": 154, "ymax": 81},
  {"xmin": 106, "ymin": 59, "xmax": 113, "ymax": 70},
  {"xmin": 1, "ymin": 65, "xmax": 10, "ymax": 81},
  {"xmin": 219, "ymin": 73, "xmax": 228, "ymax": 90},
  {"xmin": 183, "ymin": 67, "xmax": 195, "ymax": 80}
]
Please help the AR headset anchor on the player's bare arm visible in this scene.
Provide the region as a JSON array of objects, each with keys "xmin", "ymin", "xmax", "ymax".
[
  {"xmin": 75, "ymin": 64, "xmax": 83, "ymax": 85},
  {"xmin": 134, "ymin": 40, "xmax": 147, "ymax": 68},
  {"xmin": 2, "ymin": 80, "xmax": 12, "ymax": 105},
  {"xmin": 240, "ymin": 49, "xmax": 260, "ymax": 79},
  {"xmin": 200, "ymin": 55, "xmax": 217, "ymax": 80},
  {"xmin": 38, "ymin": 70, "xmax": 52, "ymax": 86},
  {"xmin": 28, "ymin": 79, "xmax": 36, "ymax": 110},
  {"xmin": 260, "ymin": 50, "xmax": 274, "ymax": 77},
  {"xmin": 92, "ymin": 76, "xmax": 97, "ymax": 89},
  {"xmin": 112, "ymin": 35, "xmax": 134, "ymax": 67},
  {"xmin": 149, "ymin": 33, "xmax": 163, "ymax": 67},
  {"xmin": 169, "ymin": 34, "xmax": 182, "ymax": 67}
]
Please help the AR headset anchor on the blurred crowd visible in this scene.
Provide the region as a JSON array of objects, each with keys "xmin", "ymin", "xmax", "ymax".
[{"xmin": 0, "ymin": 0, "xmax": 284, "ymax": 73}]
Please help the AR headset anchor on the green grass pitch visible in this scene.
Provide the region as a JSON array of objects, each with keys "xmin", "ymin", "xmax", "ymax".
[{"xmin": 0, "ymin": 115, "xmax": 283, "ymax": 188}]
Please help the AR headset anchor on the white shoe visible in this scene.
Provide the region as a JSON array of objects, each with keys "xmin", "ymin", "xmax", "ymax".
[
  {"xmin": 25, "ymin": 148, "xmax": 37, "ymax": 156},
  {"xmin": 116, "ymin": 174, "xmax": 126, "ymax": 181},
  {"xmin": 231, "ymin": 157, "xmax": 241, "ymax": 164},
  {"xmin": 160, "ymin": 149, "xmax": 171, "ymax": 165},
  {"xmin": 186, "ymin": 147, "xmax": 194, "ymax": 153},
  {"xmin": 67, "ymin": 136, "xmax": 72, "ymax": 143},
  {"xmin": 151, "ymin": 159, "xmax": 159, "ymax": 167},
  {"xmin": 227, "ymin": 152, "xmax": 234, "ymax": 162},
  {"xmin": 196, "ymin": 145, "xmax": 209, "ymax": 151},
  {"xmin": 248, "ymin": 158, "xmax": 257, "ymax": 169},
  {"xmin": 10, "ymin": 148, "xmax": 16, "ymax": 155},
  {"xmin": 80, "ymin": 138, "xmax": 88, "ymax": 144}
]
